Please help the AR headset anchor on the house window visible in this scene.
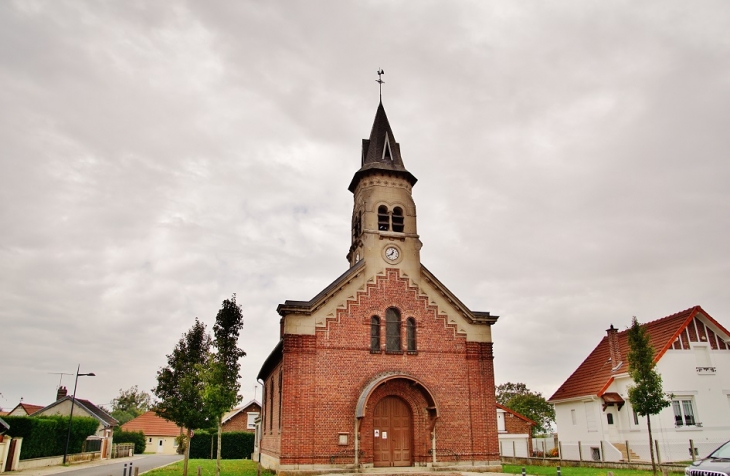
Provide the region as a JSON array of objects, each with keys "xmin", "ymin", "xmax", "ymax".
[
  {"xmin": 406, "ymin": 318, "xmax": 416, "ymax": 351},
  {"xmin": 633, "ymin": 409, "xmax": 639, "ymax": 425},
  {"xmin": 571, "ymin": 409, "xmax": 577, "ymax": 425},
  {"xmin": 584, "ymin": 402, "xmax": 597, "ymax": 432},
  {"xmin": 386, "ymin": 308, "xmax": 401, "ymax": 352},
  {"xmin": 673, "ymin": 398, "xmax": 697, "ymax": 426},
  {"xmin": 497, "ymin": 411, "xmax": 506, "ymax": 432},
  {"xmin": 148, "ymin": 438, "xmax": 152, "ymax": 443},
  {"xmin": 607, "ymin": 413, "xmax": 614, "ymax": 425},
  {"xmin": 378, "ymin": 206, "xmax": 389, "ymax": 231},
  {"xmin": 392, "ymin": 207, "xmax": 404, "ymax": 233},
  {"xmin": 370, "ymin": 316, "xmax": 381, "ymax": 351},
  {"xmin": 247, "ymin": 412, "xmax": 259, "ymax": 430}
]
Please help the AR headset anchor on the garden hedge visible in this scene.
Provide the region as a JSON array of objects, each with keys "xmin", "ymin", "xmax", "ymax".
[
  {"xmin": 3, "ymin": 415, "xmax": 99, "ymax": 460},
  {"xmin": 189, "ymin": 431, "xmax": 254, "ymax": 459},
  {"xmin": 112, "ymin": 429, "xmax": 146, "ymax": 455}
]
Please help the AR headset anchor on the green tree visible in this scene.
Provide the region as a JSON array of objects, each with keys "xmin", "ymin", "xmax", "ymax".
[
  {"xmin": 154, "ymin": 319, "xmax": 213, "ymax": 476},
  {"xmin": 627, "ymin": 317, "xmax": 671, "ymax": 475},
  {"xmin": 111, "ymin": 385, "xmax": 152, "ymax": 425},
  {"xmin": 496, "ymin": 382, "xmax": 555, "ymax": 435},
  {"xmin": 204, "ymin": 295, "xmax": 246, "ymax": 476}
]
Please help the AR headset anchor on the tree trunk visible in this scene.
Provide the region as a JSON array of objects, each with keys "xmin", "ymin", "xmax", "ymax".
[
  {"xmin": 646, "ymin": 415, "xmax": 656, "ymax": 475},
  {"xmin": 216, "ymin": 419, "xmax": 222, "ymax": 476},
  {"xmin": 183, "ymin": 429, "xmax": 192, "ymax": 476}
]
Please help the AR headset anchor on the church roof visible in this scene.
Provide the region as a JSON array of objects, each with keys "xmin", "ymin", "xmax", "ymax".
[
  {"xmin": 548, "ymin": 305, "xmax": 730, "ymax": 403},
  {"xmin": 348, "ymin": 102, "xmax": 417, "ymax": 192}
]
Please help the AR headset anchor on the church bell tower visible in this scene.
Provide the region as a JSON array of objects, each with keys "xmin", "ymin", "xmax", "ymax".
[{"xmin": 347, "ymin": 101, "xmax": 422, "ymax": 279}]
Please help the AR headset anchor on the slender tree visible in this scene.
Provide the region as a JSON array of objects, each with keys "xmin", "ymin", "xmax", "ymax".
[
  {"xmin": 204, "ymin": 294, "xmax": 246, "ymax": 476},
  {"xmin": 626, "ymin": 316, "xmax": 671, "ymax": 475},
  {"xmin": 153, "ymin": 319, "xmax": 212, "ymax": 476}
]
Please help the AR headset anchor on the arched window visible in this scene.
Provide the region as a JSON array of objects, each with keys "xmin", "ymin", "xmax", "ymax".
[
  {"xmin": 268, "ymin": 377, "xmax": 274, "ymax": 433},
  {"xmin": 378, "ymin": 205, "xmax": 389, "ymax": 231},
  {"xmin": 386, "ymin": 308, "xmax": 401, "ymax": 352},
  {"xmin": 278, "ymin": 371, "xmax": 283, "ymax": 430},
  {"xmin": 406, "ymin": 318, "xmax": 416, "ymax": 351},
  {"xmin": 352, "ymin": 210, "xmax": 362, "ymax": 241},
  {"xmin": 370, "ymin": 316, "xmax": 380, "ymax": 352},
  {"xmin": 392, "ymin": 207, "xmax": 404, "ymax": 233}
]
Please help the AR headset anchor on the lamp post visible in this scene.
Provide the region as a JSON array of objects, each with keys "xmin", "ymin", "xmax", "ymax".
[{"xmin": 62, "ymin": 365, "xmax": 95, "ymax": 465}]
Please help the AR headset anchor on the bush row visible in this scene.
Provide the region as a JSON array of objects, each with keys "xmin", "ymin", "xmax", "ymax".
[
  {"xmin": 3, "ymin": 415, "xmax": 99, "ymax": 460},
  {"xmin": 113, "ymin": 429, "xmax": 146, "ymax": 455},
  {"xmin": 189, "ymin": 431, "xmax": 254, "ymax": 459}
]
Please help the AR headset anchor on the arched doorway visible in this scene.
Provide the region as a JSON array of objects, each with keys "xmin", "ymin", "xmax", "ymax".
[{"xmin": 373, "ymin": 396, "xmax": 412, "ymax": 467}]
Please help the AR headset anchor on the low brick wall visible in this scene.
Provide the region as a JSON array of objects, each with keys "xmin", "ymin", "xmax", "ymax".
[{"xmin": 17, "ymin": 452, "xmax": 101, "ymax": 470}]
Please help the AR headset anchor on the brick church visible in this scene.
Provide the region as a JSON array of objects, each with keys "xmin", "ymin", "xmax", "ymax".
[{"xmin": 255, "ymin": 99, "xmax": 501, "ymax": 473}]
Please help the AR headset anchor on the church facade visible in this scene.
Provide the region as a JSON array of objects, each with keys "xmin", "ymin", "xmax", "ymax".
[{"xmin": 255, "ymin": 101, "xmax": 501, "ymax": 473}]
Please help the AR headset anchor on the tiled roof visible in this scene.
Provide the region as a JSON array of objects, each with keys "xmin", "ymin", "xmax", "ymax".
[
  {"xmin": 23, "ymin": 403, "xmax": 45, "ymax": 414},
  {"xmin": 548, "ymin": 306, "xmax": 727, "ymax": 402},
  {"xmin": 496, "ymin": 403, "xmax": 537, "ymax": 426},
  {"xmin": 122, "ymin": 411, "xmax": 182, "ymax": 437}
]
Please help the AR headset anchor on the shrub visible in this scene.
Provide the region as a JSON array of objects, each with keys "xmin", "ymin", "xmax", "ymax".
[
  {"xmin": 113, "ymin": 429, "xmax": 146, "ymax": 454},
  {"xmin": 4, "ymin": 415, "xmax": 99, "ymax": 460},
  {"xmin": 189, "ymin": 431, "xmax": 255, "ymax": 459}
]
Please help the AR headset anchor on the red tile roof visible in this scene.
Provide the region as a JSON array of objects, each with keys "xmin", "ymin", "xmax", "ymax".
[
  {"xmin": 10, "ymin": 403, "xmax": 44, "ymax": 415},
  {"xmin": 549, "ymin": 306, "xmax": 729, "ymax": 402},
  {"xmin": 121, "ymin": 411, "xmax": 183, "ymax": 437},
  {"xmin": 496, "ymin": 403, "xmax": 537, "ymax": 426}
]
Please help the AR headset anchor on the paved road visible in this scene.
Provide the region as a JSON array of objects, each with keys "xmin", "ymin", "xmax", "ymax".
[{"xmin": 20, "ymin": 455, "xmax": 183, "ymax": 476}]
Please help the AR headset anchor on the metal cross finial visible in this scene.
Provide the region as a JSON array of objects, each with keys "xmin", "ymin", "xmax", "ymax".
[{"xmin": 376, "ymin": 69, "xmax": 384, "ymax": 101}]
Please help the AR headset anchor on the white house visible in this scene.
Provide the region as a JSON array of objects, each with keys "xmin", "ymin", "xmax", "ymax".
[{"xmin": 549, "ymin": 306, "xmax": 730, "ymax": 463}]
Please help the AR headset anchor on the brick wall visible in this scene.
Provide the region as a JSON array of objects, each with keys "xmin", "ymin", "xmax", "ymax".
[
  {"xmin": 259, "ymin": 268, "xmax": 500, "ymax": 467},
  {"xmin": 222, "ymin": 403, "xmax": 261, "ymax": 433}
]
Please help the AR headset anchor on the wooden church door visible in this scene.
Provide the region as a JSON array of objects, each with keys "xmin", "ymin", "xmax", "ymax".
[{"xmin": 373, "ymin": 396, "xmax": 412, "ymax": 467}]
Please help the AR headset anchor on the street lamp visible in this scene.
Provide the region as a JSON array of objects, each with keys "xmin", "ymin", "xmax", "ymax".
[{"xmin": 62, "ymin": 365, "xmax": 95, "ymax": 465}]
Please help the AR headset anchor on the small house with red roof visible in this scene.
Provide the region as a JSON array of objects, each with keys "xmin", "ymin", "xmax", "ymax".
[
  {"xmin": 496, "ymin": 404, "xmax": 536, "ymax": 457},
  {"xmin": 122, "ymin": 411, "xmax": 183, "ymax": 454},
  {"xmin": 549, "ymin": 306, "xmax": 730, "ymax": 463},
  {"xmin": 221, "ymin": 400, "xmax": 260, "ymax": 433}
]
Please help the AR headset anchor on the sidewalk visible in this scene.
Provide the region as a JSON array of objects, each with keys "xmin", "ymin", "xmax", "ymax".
[{"xmin": 16, "ymin": 455, "xmax": 149, "ymax": 476}]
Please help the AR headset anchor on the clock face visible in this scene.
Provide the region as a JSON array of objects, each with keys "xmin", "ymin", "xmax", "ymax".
[{"xmin": 385, "ymin": 246, "xmax": 399, "ymax": 261}]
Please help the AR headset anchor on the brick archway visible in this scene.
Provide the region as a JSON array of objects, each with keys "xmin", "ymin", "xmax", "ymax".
[{"xmin": 355, "ymin": 373, "xmax": 439, "ymax": 467}]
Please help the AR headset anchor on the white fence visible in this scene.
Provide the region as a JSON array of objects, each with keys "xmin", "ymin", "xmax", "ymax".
[{"xmin": 502, "ymin": 436, "xmax": 727, "ymax": 463}]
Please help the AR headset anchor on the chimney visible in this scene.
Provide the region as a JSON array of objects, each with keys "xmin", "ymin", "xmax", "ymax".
[
  {"xmin": 57, "ymin": 386, "xmax": 68, "ymax": 401},
  {"xmin": 606, "ymin": 325, "xmax": 621, "ymax": 372}
]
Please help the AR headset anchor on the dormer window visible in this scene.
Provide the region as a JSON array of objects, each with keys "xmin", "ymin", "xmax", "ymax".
[
  {"xmin": 378, "ymin": 205, "xmax": 389, "ymax": 231},
  {"xmin": 382, "ymin": 133, "xmax": 393, "ymax": 161},
  {"xmin": 392, "ymin": 207, "xmax": 404, "ymax": 233}
]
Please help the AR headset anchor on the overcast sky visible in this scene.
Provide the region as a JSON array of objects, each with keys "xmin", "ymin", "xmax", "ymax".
[{"xmin": 2, "ymin": 1, "xmax": 729, "ymax": 414}]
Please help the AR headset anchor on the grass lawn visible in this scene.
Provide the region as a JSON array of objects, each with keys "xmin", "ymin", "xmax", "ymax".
[
  {"xmin": 502, "ymin": 464, "xmax": 684, "ymax": 476},
  {"xmin": 144, "ymin": 459, "xmax": 273, "ymax": 476}
]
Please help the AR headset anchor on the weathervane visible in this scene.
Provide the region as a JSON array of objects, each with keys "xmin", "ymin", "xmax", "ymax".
[{"xmin": 376, "ymin": 68, "xmax": 384, "ymax": 101}]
